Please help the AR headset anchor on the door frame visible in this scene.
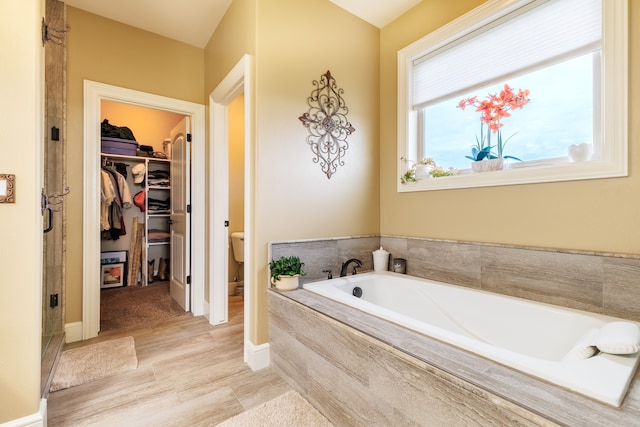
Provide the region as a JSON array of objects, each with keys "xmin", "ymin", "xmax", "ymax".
[
  {"xmin": 82, "ymin": 80, "xmax": 206, "ymax": 340},
  {"xmin": 210, "ymin": 55, "xmax": 263, "ymax": 368}
]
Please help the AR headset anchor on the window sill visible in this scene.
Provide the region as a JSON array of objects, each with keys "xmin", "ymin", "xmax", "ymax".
[{"xmin": 398, "ymin": 158, "xmax": 626, "ymax": 192}]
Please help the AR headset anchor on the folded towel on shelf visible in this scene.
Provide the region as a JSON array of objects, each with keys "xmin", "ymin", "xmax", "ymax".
[
  {"xmin": 148, "ymin": 196, "xmax": 170, "ymax": 214},
  {"xmin": 148, "ymin": 170, "xmax": 170, "ymax": 186},
  {"xmin": 147, "ymin": 229, "xmax": 170, "ymax": 243}
]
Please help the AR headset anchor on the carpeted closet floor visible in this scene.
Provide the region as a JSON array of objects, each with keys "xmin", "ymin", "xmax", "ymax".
[{"xmin": 100, "ymin": 281, "xmax": 185, "ymax": 332}]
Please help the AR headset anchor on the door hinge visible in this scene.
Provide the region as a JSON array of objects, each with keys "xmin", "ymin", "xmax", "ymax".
[
  {"xmin": 186, "ymin": 204, "xmax": 191, "ymax": 213},
  {"xmin": 224, "ymin": 220, "xmax": 229, "ymax": 227},
  {"xmin": 187, "ymin": 133, "xmax": 192, "ymax": 142},
  {"xmin": 186, "ymin": 275, "xmax": 191, "ymax": 284}
]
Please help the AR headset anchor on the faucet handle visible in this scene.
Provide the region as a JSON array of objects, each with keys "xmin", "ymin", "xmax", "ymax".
[{"xmin": 322, "ymin": 269, "xmax": 333, "ymax": 280}]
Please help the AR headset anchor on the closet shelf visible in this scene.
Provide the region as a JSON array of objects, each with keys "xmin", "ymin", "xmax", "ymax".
[
  {"xmin": 148, "ymin": 241, "xmax": 169, "ymax": 247},
  {"xmin": 100, "ymin": 153, "xmax": 142, "ymax": 161},
  {"xmin": 148, "ymin": 186, "xmax": 171, "ymax": 190},
  {"xmin": 100, "ymin": 153, "xmax": 171, "ymax": 163}
]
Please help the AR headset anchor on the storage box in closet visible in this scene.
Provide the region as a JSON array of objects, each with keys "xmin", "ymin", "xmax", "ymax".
[{"xmin": 101, "ymin": 137, "xmax": 139, "ymax": 156}]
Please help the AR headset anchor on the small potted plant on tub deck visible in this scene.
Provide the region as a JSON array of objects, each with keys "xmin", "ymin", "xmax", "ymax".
[{"xmin": 269, "ymin": 256, "xmax": 306, "ymax": 291}]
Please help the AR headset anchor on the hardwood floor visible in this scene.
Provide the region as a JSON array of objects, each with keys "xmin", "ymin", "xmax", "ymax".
[{"xmin": 47, "ymin": 296, "xmax": 292, "ymax": 426}]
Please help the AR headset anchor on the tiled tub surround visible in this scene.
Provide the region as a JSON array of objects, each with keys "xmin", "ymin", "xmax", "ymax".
[
  {"xmin": 268, "ymin": 236, "xmax": 640, "ymax": 425},
  {"xmin": 270, "ymin": 235, "xmax": 640, "ymax": 323},
  {"xmin": 270, "ymin": 235, "xmax": 380, "ymax": 283},
  {"xmin": 268, "ymin": 289, "xmax": 640, "ymax": 426}
]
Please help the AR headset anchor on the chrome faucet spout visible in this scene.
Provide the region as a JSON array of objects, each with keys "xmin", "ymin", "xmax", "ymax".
[{"xmin": 340, "ymin": 258, "xmax": 363, "ymax": 277}]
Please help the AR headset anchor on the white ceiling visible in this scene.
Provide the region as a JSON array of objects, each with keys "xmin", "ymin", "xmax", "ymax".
[
  {"xmin": 63, "ymin": 0, "xmax": 233, "ymax": 48},
  {"xmin": 62, "ymin": 0, "xmax": 421, "ymax": 48},
  {"xmin": 329, "ymin": 0, "xmax": 422, "ymax": 28}
]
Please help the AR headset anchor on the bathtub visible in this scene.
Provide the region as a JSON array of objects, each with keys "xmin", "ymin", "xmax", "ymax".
[{"xmin": 303, "ymin": 271, "xmax": 640, "ymax": 407}]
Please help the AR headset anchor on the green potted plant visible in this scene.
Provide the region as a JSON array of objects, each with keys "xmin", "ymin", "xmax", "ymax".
[
  {"xmin": 458, "ymin": 84, "xmax": 530, "ymax": 172},
  {"xmin": 400, "ymin": 157, "xmax": 457, "ymax": 183},
  {"xmin": 269, "ymin": 256, "xmax": 306, "ymax": 290}
]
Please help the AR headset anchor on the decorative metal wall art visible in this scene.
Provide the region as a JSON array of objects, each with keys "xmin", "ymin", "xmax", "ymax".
[{"xmin": 299, "ymin": 70, "xmax": 355, "ymax": 179}]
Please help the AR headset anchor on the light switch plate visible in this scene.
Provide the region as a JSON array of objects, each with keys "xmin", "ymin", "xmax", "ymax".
[{"xmin": 0, "ymin": 174, "xmax": 15, "ymax": 203}]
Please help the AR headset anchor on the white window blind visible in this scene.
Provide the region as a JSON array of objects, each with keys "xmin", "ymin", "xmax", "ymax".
[{"xmin": 412, "ymin": 0, "xmax": 601, "ymax": 110}]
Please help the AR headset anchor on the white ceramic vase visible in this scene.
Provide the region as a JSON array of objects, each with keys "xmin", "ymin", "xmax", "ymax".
[
  {"xmin": 414, "ymin": 164, "xmax": 433, "ymax": 179},
  {"xmin": 568, "ymin": 143, "xmax": 593, "ymax": 163},
  {"xmin": 271, "ymin": 274, "xmax": 300, "ymax": 291},
  {"xmin": 471, "ymin": 158, "xmax": 504, "ymax": 173}
]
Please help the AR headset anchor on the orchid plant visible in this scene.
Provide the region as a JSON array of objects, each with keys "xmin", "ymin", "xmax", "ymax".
[{"xmin": 457, "ymin": 84, "xmax": 530, "ymax": 162}]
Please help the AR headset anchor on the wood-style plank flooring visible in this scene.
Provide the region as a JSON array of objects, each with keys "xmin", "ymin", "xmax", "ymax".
[{"xmin": 47, "ymin": 296, "xmax": 292, "ymax": 426}]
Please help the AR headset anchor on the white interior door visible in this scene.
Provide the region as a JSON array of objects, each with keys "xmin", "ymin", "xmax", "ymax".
[{"xmin": 169, "ymin": 117, "xmax": 191, "ymax": 311}]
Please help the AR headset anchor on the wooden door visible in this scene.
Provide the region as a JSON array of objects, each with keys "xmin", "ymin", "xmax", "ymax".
[{"xmin": 169, "ymin": 117, "xmax": 191, "ymax": 311}]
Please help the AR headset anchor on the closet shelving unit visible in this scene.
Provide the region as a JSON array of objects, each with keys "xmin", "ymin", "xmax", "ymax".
[
  {"xmin": 100, "ymin": 153, "xmax": 171, "ymax": 286},
  {"xmin": 144, "ymin": 157, "xmax": 171, "ymax": 286}
]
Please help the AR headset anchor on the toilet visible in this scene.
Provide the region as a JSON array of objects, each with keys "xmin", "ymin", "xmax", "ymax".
[
  {"xmin": 231, "ymin": 232, "xmax": 244, "ymax": 296},
  {"xmin": 231, "ymin": 232, "xmax": 244, "ymax": 263}
]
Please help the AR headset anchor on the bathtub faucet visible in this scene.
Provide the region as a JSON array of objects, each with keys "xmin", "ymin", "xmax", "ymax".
[{"xmin": 340, "ymin": 258, "xmax": 363, "ymax": 277}]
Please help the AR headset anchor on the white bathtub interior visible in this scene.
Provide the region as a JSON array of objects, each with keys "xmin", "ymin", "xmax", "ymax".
[{"xmin": 303, "ymin": 271, "xmax": 640, "ymax": 407}]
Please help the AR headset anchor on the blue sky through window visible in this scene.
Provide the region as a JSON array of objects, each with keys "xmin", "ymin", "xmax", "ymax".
[{"xmin": 422, "ymin": 53, "xmax": 594, "ymax": 170}]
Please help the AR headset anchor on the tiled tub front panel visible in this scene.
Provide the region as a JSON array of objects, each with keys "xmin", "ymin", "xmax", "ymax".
[
  {"xmin": 270, "ymin": 236, "xmax": 640, "ymax": 322},
  {"xmin": 268, "ymin": 291, "xmax": 557, "ymax": 426},
  {"xmin": 268, "ymin": 289, "xmax": 640, "ymax": 426}
]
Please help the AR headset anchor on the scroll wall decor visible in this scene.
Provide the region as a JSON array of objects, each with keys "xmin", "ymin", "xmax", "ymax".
[{"xmin": 299, "ymin": 70, "xmax": 355, "ymax": 179}]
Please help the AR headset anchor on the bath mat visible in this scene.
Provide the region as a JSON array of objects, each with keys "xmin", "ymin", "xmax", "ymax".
[
  {"xmin": 216, "ymin": 390, "xmax": 334, "ymax": 427},
  {"xmin": 49, "ymin": 336, "xmax": 138, "ymax": 392}
]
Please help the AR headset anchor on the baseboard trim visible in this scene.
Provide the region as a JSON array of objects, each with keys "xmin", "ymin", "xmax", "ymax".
[
  {"xmin": 64, "ymin": 321, "xmax": 83, "ymax": 343},
  {"xmin": 203, "ymin": 300, "xmax": 210, "ymax": 321},
  {"xmin": 245, "ymin": 340, "xmax": 270, "ymax": 371},
  {"xmin": 0, "ymin": 399, "xmax": 46, "ymax": 427}
]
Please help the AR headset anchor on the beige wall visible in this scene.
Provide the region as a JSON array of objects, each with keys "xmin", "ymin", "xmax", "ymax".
[
  {"xmin": 228, "ymin": 95, "xmax": 245, "ymax": 282},
  {"xmin": 55, "ymin": 0, "xmax": 640, "ymax": 400},
  {"xmin": 0, "ymin": 1, "xmax": 44, "ymax": 422},
  {"xmin": 204, "ymin": 0, "xmax": 256, "ymax": 94},
  {"xmin": 5, "ymin": 1, "xmax": 637, "ymax": 422},
  {"xmin": 205, "ymin": 0, "xmax": 380, "ymax": 344},
  {"xmin": 252, "ymin": 0, "xmax": 380, "ymax": 342},
  {"xmin": 65, "ymin": 7, "xmax": 204, "ymax": 322},
  {"xmin": 204, "ymin": 0, "xmax": 256, "ymax": 331},
  {"xmin": 204, "ymin": 0, "xmax": 256, "ymax": 303},
  {"xmin": 380, "ymin": 0, "xmax": 640, "ymax": 254},
  {"xmin": 101, "ymin": 101, "xmax": 184, "ymax": 152}
]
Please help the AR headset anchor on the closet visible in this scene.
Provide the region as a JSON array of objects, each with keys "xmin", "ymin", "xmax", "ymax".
[
  {"xmin": 99, "ymin": 100, "xmax": 187, "ymax": 297},
  {"xmin": 100, "ymin": 155, "xmax": 171, "ymax": 287}
]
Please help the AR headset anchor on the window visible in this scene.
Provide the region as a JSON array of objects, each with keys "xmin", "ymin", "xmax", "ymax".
[{"xmin": 397, "ymin": 0, "xmax": 627, "ymax": 191}]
